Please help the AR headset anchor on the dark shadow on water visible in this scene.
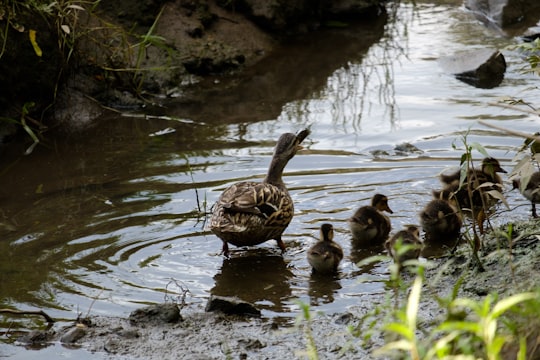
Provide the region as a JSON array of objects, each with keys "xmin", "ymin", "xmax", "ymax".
[
  {"xmin": 211, "ymin": 249, "xmax": 293, "ymax": 313},
  {"xmin": 308, "ymin": 271, "xmax": 342, "ymax": 306},
  {"xmin": 165, "ymin": 13, "xmax": 388, "ymax": 125}
]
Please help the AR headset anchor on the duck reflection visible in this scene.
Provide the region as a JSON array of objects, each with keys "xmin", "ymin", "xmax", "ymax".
[
  {"xmin": 308, "ymin": 272, "xmax": 342, "ymax": 306},
  {"xmin": 211, "ymin": 250, "xmax": 293, "ymax": 313},
  {"xmin": 421, "ymin": 238, "xmax": 459, "ymax": 259},
  {"xmin": 350, "ymin": 244, "xmax": 386, "ymax": 275}
]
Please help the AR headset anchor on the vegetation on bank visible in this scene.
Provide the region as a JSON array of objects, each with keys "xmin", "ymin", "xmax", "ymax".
[
  {"xmin": 1, "ymin": 2, "xmax": 539, "ymax": 359},
  {"xmin": 292, "ymin": 130, "xmax": 540, "ymax": 359}
]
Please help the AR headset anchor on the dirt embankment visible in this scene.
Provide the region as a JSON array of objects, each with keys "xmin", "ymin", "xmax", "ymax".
[{"xmin": 0, "ymin": 0, "xmax": 382, "ymax": 135}]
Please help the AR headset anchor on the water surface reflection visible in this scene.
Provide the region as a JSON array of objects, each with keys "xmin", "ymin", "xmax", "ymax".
[
  {"xmin": 211, "ymin": 251, "xmax": 293, "ymax": 314},
  {"xmin": 0, "ymin": 2, "xmax": 539, "ymax": 346}
]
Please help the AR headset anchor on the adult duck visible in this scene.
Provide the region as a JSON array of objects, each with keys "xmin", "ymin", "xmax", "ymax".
[
  {"xmin": 209, "ymin": 129, "xmax": 310, "ymax": 256},
  {"xmin": 307, "ymin": 223, "xmax": 344, "ymax": 274},
  {"xmin": 348, "ymin": 194, "xmax": 393, "ymax": 246}
]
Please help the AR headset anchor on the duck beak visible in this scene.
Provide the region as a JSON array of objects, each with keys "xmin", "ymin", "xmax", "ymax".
[{"xmin": 296, "ymin": 128, "xmax": 310, "ymax": 144}]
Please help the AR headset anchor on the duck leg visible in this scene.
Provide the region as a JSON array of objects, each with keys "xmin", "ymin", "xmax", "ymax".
[
  {"xmin": 221, "ymin": 241, "xmax": 230, "ymax": 257},
  {"xmin": 276, "ymin": 237, "xmax": 286, "ymax": 253},
  {"xmin": 532, "ymin": 203, "xmax": 538, "ymax": 218}
]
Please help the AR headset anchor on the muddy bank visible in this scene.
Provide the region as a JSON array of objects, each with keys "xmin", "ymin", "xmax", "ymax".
[
  {"xmin": 16, "ymin": 220, "xmax": 540, "ymax": 359},
  {"xmin": 0, "ymin": 0, "xmax": 383, "ymax": 136}
]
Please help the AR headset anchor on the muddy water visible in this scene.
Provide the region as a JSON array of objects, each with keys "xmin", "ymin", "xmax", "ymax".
[{"xmin": 1, "ymin": 0, "xmax": 539, "ymax": 351}]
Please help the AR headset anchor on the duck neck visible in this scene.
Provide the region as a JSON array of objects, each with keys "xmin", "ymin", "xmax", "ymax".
[{"xmin": 264, "ymin": 157, "xmax": 287, "ymax": 188}]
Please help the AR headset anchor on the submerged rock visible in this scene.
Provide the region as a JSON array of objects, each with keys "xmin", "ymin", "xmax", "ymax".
[
  {"xmin": 129, "ymin": 303, "xmax": 182, "ymax": 325},
  {"xmin": 17, "ymin": 330, "xmax": 55, "ymax": 347},
  {"xmin": 60, "ymin": 326, "xmax": 87, "ymax": 344},
  {"xmin": 439, "ymin": 48, "xmax": 506, "ymax": 88}
]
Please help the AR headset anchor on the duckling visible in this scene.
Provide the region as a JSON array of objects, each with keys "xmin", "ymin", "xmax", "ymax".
[
  {"xmin": 385, "ymin": 225, "xmax": 422, "ymax": 267},
  {"xmin": 348, "ymin": 194, "xmax": 393, "ymax": 246},
  {"xmin": 440, "ymin": 157, "xmax": 506, "ymax": 186},
  {"xmin": 512, "ymin": 171, "xmax": 540, "ymax": 218},
  {"xmin": 436, "ymin": 157, "xmax": 506, "ymax": 234},
  {"xmin": 307, "ymin": 224, "xmax": 344, "ymax": 274},
  {"xmin": 419, "ymin": 199, "xmax": 462, "ymax": 243},
  {"xmin": 209, "ymin": 129, "xmax": 310, "ymax": 256}
]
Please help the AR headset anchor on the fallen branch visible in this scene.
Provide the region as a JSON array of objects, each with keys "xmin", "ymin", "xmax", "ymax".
[
  {"xmin": 487, "ymin": 101, "xmax": 539, "ymax": 116},
  {"xmin": 0, "ymin": 309, "xmax": 55, "ymax": 323},
  {"xmin": 478, "ymin": 120, "xmax": 540, "ymax": 142}
]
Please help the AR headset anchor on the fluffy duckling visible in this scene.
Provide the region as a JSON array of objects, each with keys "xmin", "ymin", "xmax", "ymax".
[
  {"xmin": 435, "ymin": 157, "xmax": 506, "ymax": 234},
  {"xmin": 209, "ymin": 129, "xmax": 310, "ymax": 256},
  {"xmin": 512, "ymin": 171, "xmax": 540, "ymax": 218},
  {"xmin": 440, "ymin": 157, "xmax": 506, "ymax": 186},
  {"xmin": 307, "ymin": 224, "xmax": 344, "ymax": 274},
  {"xmin": 348, "ymin": 194, "xmax": 393, "ymax": 246},
  {"xmin": 420, "ymin": 199, "xmax": 462, "ymax": 243},
  {"xmin": 385, "ymin": 225, "xmax": 422, "ymax": 266}
]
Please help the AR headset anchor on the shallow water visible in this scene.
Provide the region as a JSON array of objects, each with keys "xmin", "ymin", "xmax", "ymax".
[{"xmin": 1, "ymin": 0, "xmax": 539, "ymax": 354}]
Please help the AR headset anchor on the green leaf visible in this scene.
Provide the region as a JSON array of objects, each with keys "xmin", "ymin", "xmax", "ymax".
[
  {"xmin": 375, "ymin": 339, "xmax": 412, "ymax": 354},
  {"xmin": 385, "ymin": 323, "xmax": 413, "ymax": 339},
  {"xmin": 406, "ymin": 277, "xmax": 422, "ymax": 329},
  {"xmin": 470, "ymin": 142, "xmax": 489, "ymax": 157},
  {"xmin": 491, "ymin": 292, "xmax": 537, "ymax": 318},
  {"xmin": 437, "ymin": 320, "xmax": 480, "ymax": 333}
]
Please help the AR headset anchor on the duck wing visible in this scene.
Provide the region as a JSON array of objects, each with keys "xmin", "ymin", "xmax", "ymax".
[{"xmin": 218, "ymin": 182, "xmax": 290, "ymax": 218}]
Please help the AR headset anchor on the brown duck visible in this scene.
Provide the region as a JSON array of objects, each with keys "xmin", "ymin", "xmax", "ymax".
[
  {"xmin": 209, "ymin": 129, "xmax": 310, "ymax": 256},
  {"xmin": 307, "ymin": 224, "xmax": 344, "ymax": 274},
  {"xmin": 435, "ymin": 157, "xmax": 506, "ymax": 234},
  {"xmin": 385, "ymin": 225, "xmax": 422, "ymax": 267},
  {"xmin": 420, "ymin": 199, "xmax": 462, "ymax": 244},
  {"xmin": 512, "ymin": 171, "xmax": 540, "ymax": 218},
  {"xmin": 348, "ymin": 194, "xmax": 393, "ymax": 246}
]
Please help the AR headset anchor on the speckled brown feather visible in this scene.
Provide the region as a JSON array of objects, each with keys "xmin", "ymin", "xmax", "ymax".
[
  {"xmin": 209, "ymin": 181, "xmax": 294, "ymax": 247},
  {"xmin": 209, "ymin": 129, "xmax": 310, "ymax": 255}
]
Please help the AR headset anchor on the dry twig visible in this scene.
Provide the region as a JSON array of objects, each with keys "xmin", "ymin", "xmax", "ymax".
[{"xmin": 0, "ymin": 309, "xmax": 55, "ymax": 323}]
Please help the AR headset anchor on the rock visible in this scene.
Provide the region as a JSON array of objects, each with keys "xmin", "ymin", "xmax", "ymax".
[
  {"xmin": 129, "ymin": 303, "xmax": 182, "ymax": 325},
  {"xmin": 464, "ymin": 0, "xmax": 540, "ymax": 30},
  {"xmin": 205, "ymin": 295, "xmax": 262, "ymax": 317},
  {"xmin": 394, "ymin": 142, "xmax": 422, "ymax": 154},
  {"xmin": 438, "ymin": 48, "xmax": 506, "ymax": 89},
  {"xmin": 17, "ymin": 330, "xmax": 54, "ymax": 347},
  {"xmin": 60, "ymin": 326, "xmax": 87, "ymax": 344},
  {"xmin": 521, "ymin": 25, "xmax": 540, "ymax": 42},
  {"xmin": 103, "ymin": 336, "xmax": 122, "ymax": 354}
]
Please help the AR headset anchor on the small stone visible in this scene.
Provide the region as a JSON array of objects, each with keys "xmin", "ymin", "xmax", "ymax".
[
  {"xmin": 439, "ymin": 48, "xmax": 506, "ymax": 89},
  {"xmin": 104, "ymin": 336, "xmax": 121, "ymax": 354},
  {"xmin": 117, "ymin": 328, "xmax": 139, "ymax": 339},
  {"xmin": 335, "ymin": 312, "xmax": 354, "ymax": 325},
  {"xmin": 129, "ymin": 303, "xmax": 182, "ymax": 325},
  {"xmin": 60, "ymin": 326, "xmax": 86, "ymax": 344},
  {"xmin": 17, "ymin": 330, "xmax": 53, "ymax": 346}
]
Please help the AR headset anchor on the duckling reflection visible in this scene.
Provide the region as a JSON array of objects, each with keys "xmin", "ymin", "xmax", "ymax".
[
  {"xmin": 211, "ymin": 249, "xmax": 293, "ymax": 313},
  {"xmin": 308, "ymin": 272, "xmax": 342, "ymax": 306},
  {"xmin": 349, "ymin": 246, "xmax": 384, "ymax": 276}
]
